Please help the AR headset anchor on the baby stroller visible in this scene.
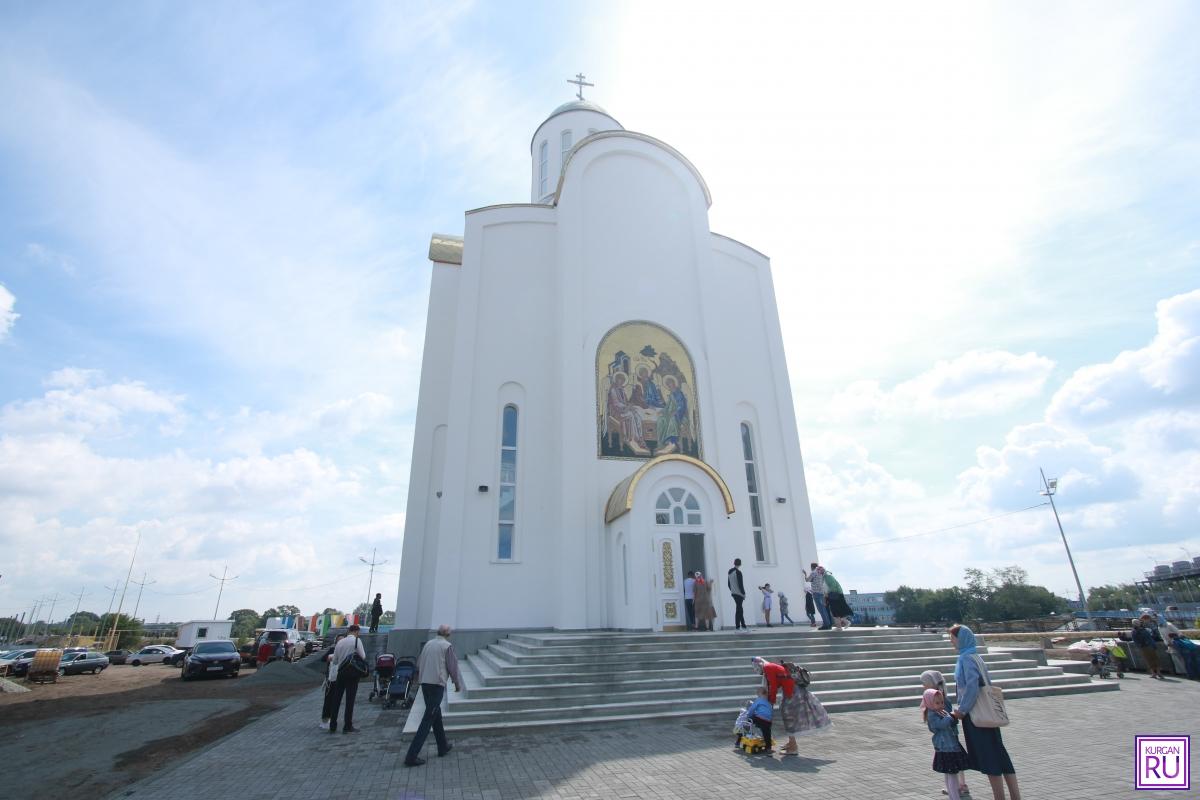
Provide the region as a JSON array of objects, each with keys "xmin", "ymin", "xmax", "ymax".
[
  {"xmin": 384, "ymin": 656, "xmax": 418, "ymax": 710},
  {"xmin": 1088, "ymin": 649, "xmax": 1117, "ymax": 679},
  {"xmin": 369, "ymin": 652, "xmax": 396, "ymax": 702}
]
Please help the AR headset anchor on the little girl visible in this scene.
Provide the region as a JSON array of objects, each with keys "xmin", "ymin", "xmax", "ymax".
[
  {"xmin": 778, "ymin": 593, "xmax": 794, "ymax": 625},
  {"xmin": 759, "ymin": 583, "xmax": 774, "ymax": 626},
  {"xmin": 920, "ymin": 669, "xmax": 970, "ymax": 796},
  {"xmin": 921, "ymin": 688, "xmax": 970, "ymax": 800}
]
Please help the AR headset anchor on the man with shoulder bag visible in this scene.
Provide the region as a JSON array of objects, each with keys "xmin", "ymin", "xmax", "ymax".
[{"xmin": 327, "ymin": 624, "xmax": 367, "ymax": 734}]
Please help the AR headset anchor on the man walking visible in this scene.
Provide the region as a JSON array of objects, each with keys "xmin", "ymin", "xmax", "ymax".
[
  {"xmin": 728, "ymin": 558, "xmax": 748, "ymax": 630},
  {"xmin": 404, "ymin": 624, "xmax": 464, "ymax": 767},
  {"xmin": 369, "ymin": 593, "xmax": 384, "ymax": 633},
  {"xmin": 683, "ymin": 571, "xmax": 697, "ymax": 630},
  {"xmin": 327, "ymin": 624, "xmax": 366, "ymax": 733}
]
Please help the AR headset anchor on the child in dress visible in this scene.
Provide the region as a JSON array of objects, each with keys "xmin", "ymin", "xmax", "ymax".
[
  {"xmin": 759, "ymin": 583, "xmax": 774, "ymax": 627},
  {"xmin": 920, "ymin": 669, "xmax": 969, "ymax": 796},
  {"xmin": 922, "ymin": 688, "xmax": 970, "ymax": 800}
]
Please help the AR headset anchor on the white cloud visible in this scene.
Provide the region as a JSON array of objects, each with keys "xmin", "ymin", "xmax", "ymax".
[
  {"xmin": 0, "ymin": 368, "xmax": 184, "ymax": 438},
  {"xmin": 1048, "ymin": 289, "xmax": 1200, "ymax": 427},
  {"xmin": 828, "ymin": 350, "xmax": 1054, "ymax": 421},
  {"xmin": 0, "ymin": 283, "xmax": 17, "ymax": 340}
]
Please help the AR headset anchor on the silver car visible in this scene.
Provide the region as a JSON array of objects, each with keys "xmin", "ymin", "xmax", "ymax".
[
  {"xmin": 128, "ymin": 645, "xmax": 184, "ymax": 666},
  {"xmin": 59, "ymin": 651, "xmax": 110, "ymax": 675}
]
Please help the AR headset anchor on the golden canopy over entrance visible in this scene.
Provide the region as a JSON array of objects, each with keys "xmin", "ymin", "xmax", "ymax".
[{"xmin": 604, "ymin": 454, "xmax": 735, "ymax": 523}]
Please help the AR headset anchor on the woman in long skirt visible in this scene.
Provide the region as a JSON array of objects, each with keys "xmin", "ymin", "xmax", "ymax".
[
  {"xmin": 752, "ymin": 656, "xmax": 831, "ymax": 755},
  {"xmin": 949, "ymin": 625, "xmax": 1021, "ymax": 800}
]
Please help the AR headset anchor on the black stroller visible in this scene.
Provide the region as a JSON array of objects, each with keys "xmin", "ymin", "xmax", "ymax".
[
  {"xmin": 384, "ymin": 656, "xmax": 417, "ymax": 710},
  {"xmin": 369, "ymin": 652, "xmax": 396, "ymax": 702}
]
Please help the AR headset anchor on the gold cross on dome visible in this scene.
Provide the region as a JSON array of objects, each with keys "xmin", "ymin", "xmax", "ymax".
[{"xmin": 567, "ymin": 72, "xmax": 594, "ymax": 100}]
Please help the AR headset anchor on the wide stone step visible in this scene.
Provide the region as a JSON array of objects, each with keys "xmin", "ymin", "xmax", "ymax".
[
  {"xmin": 461, "ymin": 663, "xmax": 1057, "ymax": 700},
  {"xmin": 501, "ymin": 633, "xmax": 940, "ymax": 657},
  {"xmin": 506, "ymin": 628, "xmax": 938, "ymax": 649},
  {"xmin": 489, "ymin": 638, "xmax": 959, "ymax": 664},
  {"xmin": 454, "ymin": 667, "xmax": 1071, "ymax": 709},
  {"xmin": 468, "ymin": 645, "xmax": 996, "ymax": 680},
  {"xmin": 442, "ymin": 675, "xmax": 1112, "ymax": 729}
]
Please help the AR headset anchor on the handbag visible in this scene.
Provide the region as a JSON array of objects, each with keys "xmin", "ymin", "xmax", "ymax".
[
  {"xmin": 967, "ymin": 654, "xmax": 1009, "ymax": 728},
  {"xmin": 342, "ymin": 651, "xmax": 370, "ymax": 679}
]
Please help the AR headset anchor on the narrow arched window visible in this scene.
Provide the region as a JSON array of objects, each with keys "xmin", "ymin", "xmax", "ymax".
[
  {"xmin": 742, "ymin": 423, "xmax": 767, "ymax": 562},
  {"xmin": 560, "ymin": 129, "xmax": 573, "ymax": 170},
  {"xmin": 538, "ymin": 141, "xmax": 549, "ymax": 197},
  {"xmin": 497, "ymin": 405, "xmax": 518, "ymax": 560}
]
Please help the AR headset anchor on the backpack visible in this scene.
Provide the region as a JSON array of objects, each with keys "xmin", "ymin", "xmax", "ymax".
[{"xmin": 782, "ymin": 661, "xmax": 811, "ymax": 687}]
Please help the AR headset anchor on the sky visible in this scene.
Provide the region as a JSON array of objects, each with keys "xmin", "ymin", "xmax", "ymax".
[{"xmin": 1, "ymin": 1, "xmax": 1198, "ymax": 624}]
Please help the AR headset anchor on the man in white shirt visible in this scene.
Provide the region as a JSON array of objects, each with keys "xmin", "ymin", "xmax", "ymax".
[
  {"xmin": 327, "ymin": 624, "xmax": 366, "ymax": 734},
  {"xmin": 683, "ymin": 572, "xmax": 697, "ymax": 630},
  {"xmin": 404, "ymin": 624, "xmax": 463, "ymax": 767}
]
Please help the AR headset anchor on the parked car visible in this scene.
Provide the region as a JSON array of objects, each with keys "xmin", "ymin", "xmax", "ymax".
[
  {"xmin": 104, "ymin": 649, "xmax": 132, "ymax": 665},
  {"xmin": 63, "ymin": 646, "xmax": 88, "ymax": 654},
  {"xmin": 258, "ymin": 629, "xmax": 303, "ymax": 663},
  {"xmin": 0, "ymin": 649, "xmax": 39, "ymax": 677},
  {"xmin": 181, "ymin": 640, "xmax": 240, "ymax": 680},
  {"xmin": 128, "ymin": 645, "xmax": 184, "ymax": 666},
  {"xmin": 58, "ymin": 651, "xmax": 110, "ymax": 675},
  {"xmin": 237, "ymin": 643, "xmax": 257, "ymax": 666},
  {"xmin": 299, "ymin": 632, "xmax": 319, "ymax": 654}
]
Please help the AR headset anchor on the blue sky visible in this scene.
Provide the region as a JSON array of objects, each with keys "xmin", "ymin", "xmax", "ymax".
[{"xmin": 1, "ymin": 1, "xmax": 1198, "ymax": 622}]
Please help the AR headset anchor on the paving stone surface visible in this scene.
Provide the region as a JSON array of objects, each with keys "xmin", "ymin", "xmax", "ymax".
[{"xmin": 113, "ymin": 673, "xmax": 1199, "ymax": 800}]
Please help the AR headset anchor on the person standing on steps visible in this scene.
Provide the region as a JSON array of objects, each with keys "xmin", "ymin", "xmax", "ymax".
[
  {"xmin": 404, "ymin": 624, "xmax": 464, "ymax": 767},
  {"xmin": 728, "ymin": 558, "xmax": 748, "ymax": 630},
  {"xmin": 369, "ymin": 593, "xmax": 384, "ymax": 633},
  {"xmin": 683, "ymin": 570, "xmax": 697, "ymax": 631},
  {"xmin": 693, "ymin": 572, "xmax": 716, "ymax": 631},
  {"xmin": 804, "ymin": 564, "xmax": 833, "ymax": 629},
  {"xmin": 327, "ymin": 624, "xmax": 366, "ymax": 734},
  {"xmin": 804, "ymin": 578, "xmax": 817, "ymax": 627}
]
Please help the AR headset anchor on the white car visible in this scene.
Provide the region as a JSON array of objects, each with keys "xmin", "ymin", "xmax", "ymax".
[{"xmin": 128, "ymin": 645, "xmax": 184, "ymax": 666}]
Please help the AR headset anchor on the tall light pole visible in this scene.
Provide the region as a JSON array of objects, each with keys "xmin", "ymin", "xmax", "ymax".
[
  {"xmin": 107, "ymin": 529, "xmax": 143, "ymax": 650},
  {"xmin": 1040, "ymin": 469, "xmax": 1088, "ymax": 613},
  {"xmin": 66, "ymin": 586, "xmax": 87, "ymax": 641},
  {"xmin": 129, "ymin": 572, "xmax": 156, "ymax": 624},
  {"xmin": 42, "ymin": 593, "xmax": 62, "ymax": 638},
  {"xmin": 210, "ymin": 566, "xmax": 237, "ymax": 620},
  {"xmin": 359, "ymin": 549, "xmax": 387, "ymax": 627}
]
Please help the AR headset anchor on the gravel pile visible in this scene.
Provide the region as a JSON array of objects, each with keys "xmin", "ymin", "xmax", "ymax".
[
  {"xmin": 237, "ymin": 660, "xmax": 323, "ymax": 686},
  {"xmin": 0, "ymin": 677, "xmax": 31, "ymax": 694}
]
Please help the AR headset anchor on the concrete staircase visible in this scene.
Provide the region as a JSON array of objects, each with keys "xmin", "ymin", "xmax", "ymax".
[{"xmin": 443, "ymin": 626, "xmax": 1117, "ymax": 732}]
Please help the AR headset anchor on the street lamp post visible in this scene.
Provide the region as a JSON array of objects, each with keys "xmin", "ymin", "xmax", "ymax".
[{"xmin": 1040, "ymin": 468, "xmax": 1089, "ymax": 615}]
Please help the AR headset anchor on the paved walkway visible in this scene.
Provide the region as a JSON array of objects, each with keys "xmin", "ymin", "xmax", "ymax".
[{"xmin": 114, "ymin": 674, "xmax": 1199, "ymax": 800}]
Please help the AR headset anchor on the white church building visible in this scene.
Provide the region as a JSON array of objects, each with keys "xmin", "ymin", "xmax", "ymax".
[{"xmin": 392, "ymin": 91, "xmax": 819, "ymax": 653}]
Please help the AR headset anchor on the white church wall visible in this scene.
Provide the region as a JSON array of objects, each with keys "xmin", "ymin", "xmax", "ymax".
[
  {"xmin": 555, "ymin": 138, "xmax": 717, "ymax": 630},
  {"xmin": 395, "ymin": 262, "xmax": 460, "ymax": 631},
  {"xmin": 432, "ymin": 208, "xmax": 561, "ymax": 630}
]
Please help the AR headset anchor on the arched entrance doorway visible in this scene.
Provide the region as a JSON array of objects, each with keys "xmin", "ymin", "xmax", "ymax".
[{"xmin": 604, "ymin": 455, "xmax": 735, "ymax": 631}]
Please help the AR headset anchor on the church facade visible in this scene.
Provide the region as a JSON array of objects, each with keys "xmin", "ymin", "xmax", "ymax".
[{"xmin": 392, "ymin": 97, "xmax": 819, "ymax": 650}]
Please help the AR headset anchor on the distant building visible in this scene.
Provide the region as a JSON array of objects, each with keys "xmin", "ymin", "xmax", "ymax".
[{"xmin": 845, "ymin": 590, "xmax": 895, "ymax": 625}]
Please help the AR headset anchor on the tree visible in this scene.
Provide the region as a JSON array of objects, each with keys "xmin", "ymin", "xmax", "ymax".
[
  {"xmin": 1087, "ymin": 583, "xmax": 1143, "ymax": 611},
  {"xmin": 321, "ymin": 607, "xmax": 343, "ymax": 616},
  {"xmin": 227, "ymin": 608, "xmax": 261, "ymax": 640},
  {"xmin": 0, "ymin": 617, "xmax": 27, "ymax": 641},
  {"xmin": 96, "ymin": 613, "xmax": 145, "ymax": 650},
  {"xmin": 259, "ymin": 605, "xmax": 302, "ymax": 628},
  {"xmin": 885, "ymin": 566, "xmax": 1064, "ymax": 624},
  {"xmin": 352, "ymin": 602, "xmax": 371, "ymax": 619},
  {"xmin": 380, "ymin": 611, "xmax": 395, "ymax": 626}
]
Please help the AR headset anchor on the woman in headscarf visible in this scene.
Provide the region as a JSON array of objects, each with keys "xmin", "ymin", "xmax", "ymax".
[
  {"xmin": 949, "ymin": 625, "xmax": 1021, "ymax": 800},
  {"xmin": 752, "ymin": 655, "xmax": 831, "ymax": 755},
  {"xmin": 692, "ymin": 572, "xmax": 716, "ymax": 631}
]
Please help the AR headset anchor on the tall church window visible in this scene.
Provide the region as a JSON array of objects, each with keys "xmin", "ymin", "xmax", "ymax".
[
  {"xmin": 655, "ymin": 488, "xmax": 701, "ymax": 526},
  {"xmin": 560, "ymin": 130, "xmax": 573, "ymax": 168},
  {"xmin": 741, "ymin": 423, "xmax": 768, "ymax": 562},
  {"xmin": 538, "ymin": 140, "xmax": 549, "ymax": 197},
  {"xmin": 497, "ymin": 404, "xmax": 518, "ymax": 560}
]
